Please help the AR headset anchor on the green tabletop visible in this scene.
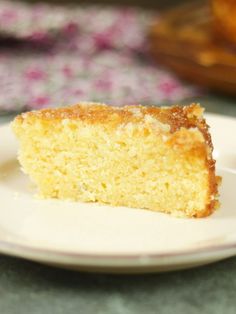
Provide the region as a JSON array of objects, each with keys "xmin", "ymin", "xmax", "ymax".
[{"xmin": 0, "ymin": 94, "xmax": 236, "ymax": 314}]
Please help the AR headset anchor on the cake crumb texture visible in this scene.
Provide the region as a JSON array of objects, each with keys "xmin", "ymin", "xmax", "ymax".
[{"xmin": 12, "ymin": 102, "xmax": 219, "ymax": 218}]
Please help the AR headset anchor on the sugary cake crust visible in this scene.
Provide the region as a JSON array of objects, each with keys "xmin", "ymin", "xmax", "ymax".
[
  {"xmin": 17, "ymin": 102, "xmax": 204, "ymax": 130},
  {"xmin": 13, "ymin": 103, "xmax": 219, "ymax": 217}
]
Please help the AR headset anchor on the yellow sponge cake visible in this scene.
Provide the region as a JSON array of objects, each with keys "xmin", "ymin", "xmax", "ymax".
[{"xmin": 12, "ymin": 103, "xmax": 219, "ymax": 218}]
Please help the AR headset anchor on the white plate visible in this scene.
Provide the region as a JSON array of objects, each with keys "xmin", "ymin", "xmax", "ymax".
[{"xmin": 0, "ymin": 113, "xmax": 236, "ymax": 273}]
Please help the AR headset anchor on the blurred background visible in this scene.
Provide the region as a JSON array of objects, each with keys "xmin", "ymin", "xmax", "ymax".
[
  {"xmin": 10, "ymin": 0, "xmax": 186, "ymax": 9},
  {"xmin": 0, "ymin": 0, "xmax": 235, "ymax": 115}
]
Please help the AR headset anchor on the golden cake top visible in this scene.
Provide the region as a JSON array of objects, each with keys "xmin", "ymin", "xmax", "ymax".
[{"xmin": 15, "ymin": 102, "xmax": 205, "ymax": 133}]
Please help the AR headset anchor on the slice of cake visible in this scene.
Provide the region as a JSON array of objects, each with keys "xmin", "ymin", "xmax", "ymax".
[{"xmin": 12, "ymin": 103, "xmax": 219, "ymax": 218}]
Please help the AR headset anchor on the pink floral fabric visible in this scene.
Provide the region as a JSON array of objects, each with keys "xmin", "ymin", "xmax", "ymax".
[{"xmin": 0, "ymin": 1, "xmax": 200, "ymax": 112}]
